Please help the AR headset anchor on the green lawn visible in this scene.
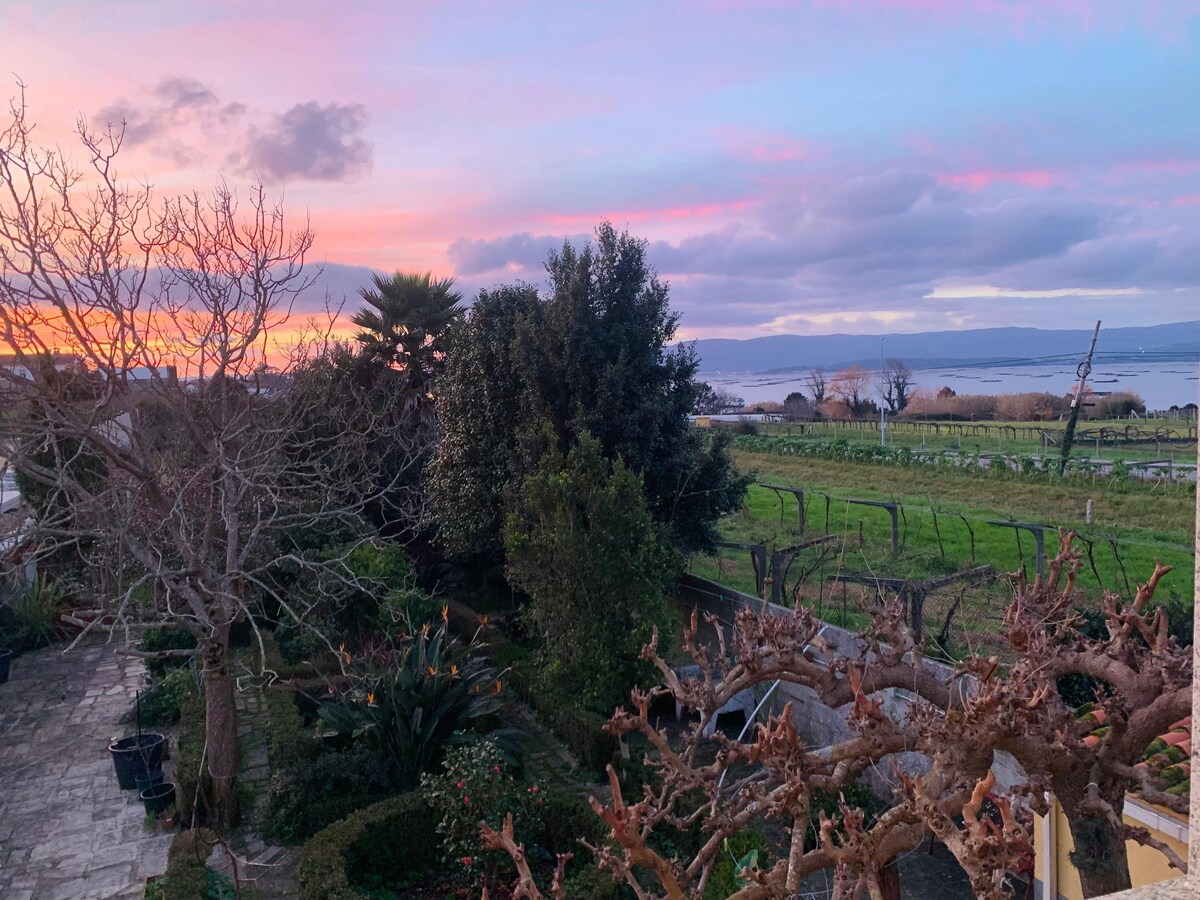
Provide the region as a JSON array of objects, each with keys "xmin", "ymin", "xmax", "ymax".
[{"xmin": 688, "ymin": 448, "xmax": 1196, "ymax": 654}]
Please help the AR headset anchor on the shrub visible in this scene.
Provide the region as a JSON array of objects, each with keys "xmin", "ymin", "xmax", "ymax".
[
  {"xmin": 316, "ymin": 620, "xmax": 508, "ymax": 789},
  {"xmin": 140, "ymin": 627, "xmax": 198, "ymax": 679},
  {"xmin": 421, "ymin": 738, "xmax": 540, "ymax": 882},
  {"xmin": 273, "ymin": 623, "xmax": 329, "ymax": 668},
  {"xmin": 504, "ymin": 433, "xmax": 676, "ymax": 712},
  {"xmin": 176, "ymin": 692, "xmax": 209, "ymax": 827},
  {"xmin": 1, "ymin": 576, "xmax": 70, "ymax": 650},
  {"xmin": 560, "ymin": 865, "xmax": 628, "ymax": 899},
  {"xmin": 376, "ymin": 586, "xmax": 441, "ymax": 632},
  {"xmin": 155, "ymin": 828, "xmax": 213, "ymax": 900},
  {"xmin": 138, "ymin": 667, "xmax": 198, "ymax": 727},
  {"xmin": 703, "ymin": 830, "xmax": 769, "ymax": 899},
  {"xmin": 264, "ymin": 684, "xmax": 317, "ymax": 775},
  {"xmin": 264, "ymin": 743, "xmax": 396, "ymax": 843},
  {"xmin": 298, "ymin": 793, "xmax": 440, "ymax": 900}
]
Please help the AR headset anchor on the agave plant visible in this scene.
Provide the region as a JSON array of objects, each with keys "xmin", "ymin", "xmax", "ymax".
[{"xmin": 317, "ymin": 621, "xmax": 515, "ymax": 789}]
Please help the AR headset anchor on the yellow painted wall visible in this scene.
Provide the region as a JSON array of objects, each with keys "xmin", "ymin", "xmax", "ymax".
[{"xmin": 1035, "ymin": 801, "xmax": 1188, "ymax": 900}]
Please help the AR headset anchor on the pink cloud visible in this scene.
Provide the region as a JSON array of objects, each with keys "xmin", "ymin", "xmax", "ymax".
[
  {"xmin": 716, "ymin": 127, "xmax": 823, "ymax": 164},
  {"xmin": 541, "ymin": 199, "xmax": 756, "ymax": 230},
  {"xmin": 937, "ymin": 168, "xmax": 1060, "ymax": 191}
]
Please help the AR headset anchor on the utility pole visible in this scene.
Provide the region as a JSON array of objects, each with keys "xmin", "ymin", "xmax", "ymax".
[
  {"xmin": 1058, "ymin": 320, "xmax": 1101, "ymax": 475},
  {"xmin": 880, "ymin": 336, "xmax": 886, "ymax": 447}
]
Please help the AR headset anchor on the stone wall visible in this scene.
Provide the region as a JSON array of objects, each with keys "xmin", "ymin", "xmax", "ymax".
[{"xmin": 676, "ymin": 573, "xmax": 1026, "ymax": 799}]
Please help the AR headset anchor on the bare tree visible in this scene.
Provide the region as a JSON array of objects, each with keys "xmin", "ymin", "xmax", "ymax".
[
  {"xmin": 694, "ymin": 382, "xmax": 745, "ymax": 415},
  {"xmin": 882, "ymin": 357, "xmax": 913, "ymax": 414},
  {"xmin": 0, "ymin": 91, "xmax": 422, "ymax": 826},
  {"xmin": 490, "ymin": 534, "xmax": 1189, "ymax": 898},
  {"xmin": 830, "ymin": 365, "xmax": 873, "ymax": 417},
  {"xmin": 804, "ymin": 368, "xmax": 827, "ymax": 406}
]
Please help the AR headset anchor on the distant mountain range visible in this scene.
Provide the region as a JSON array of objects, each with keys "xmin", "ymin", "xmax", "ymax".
[{"xmin": 690, "ymin": 321, "xmax": 1200, "ymax": 374}]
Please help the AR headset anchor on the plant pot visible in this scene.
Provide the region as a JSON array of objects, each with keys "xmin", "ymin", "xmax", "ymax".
[
  {"xmin": 108, "ymin": 733, "xmax": 166, "ymax": 790},
  {"xmin": 136, "ymin": 770, "xmax": 165, "ymax": 793},
  {"xmin": 0, "ymin": 648, "xmax": 11, "ymax": 684},
  {"xmin": 140, "ymin": 782, "xmax": 176, "ymax": 816}
]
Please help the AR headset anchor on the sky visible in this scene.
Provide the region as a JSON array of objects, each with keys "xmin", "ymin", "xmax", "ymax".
[{"xmin": 4, "ymin": 0, "xmax": 1200, "ymax": 340}]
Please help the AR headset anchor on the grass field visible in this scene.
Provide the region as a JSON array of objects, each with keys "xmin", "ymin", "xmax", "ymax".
[
  {"xmin": 717, "ymin": 417, "xmax": 1198, "ymax": 466},
  {"xmin": 688, "ymin": 447, "xmax": 1196, "ymax": 655}
]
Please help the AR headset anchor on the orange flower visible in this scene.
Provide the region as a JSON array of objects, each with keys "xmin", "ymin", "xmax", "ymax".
[
  {"xmin": 492, "ymin": 679, "xmax": 503, "ymax": 694},
  {"xmin": 426, "ymin": 665, "xmax": 437, "ymax": 676},
  {"xmin": 479, "ymin": 614, "xmax": 490, "ymax": 626},
  {"xmin": 421, "ymin": 623, "xmax": 431, "ymax": 638},
  {"xmin": 449, "ymin": 664, "xmax": 459, "ymax": 676},
  {"xmin": 441, "ymin": 604, "xmax": 449, "ymax": 622}
]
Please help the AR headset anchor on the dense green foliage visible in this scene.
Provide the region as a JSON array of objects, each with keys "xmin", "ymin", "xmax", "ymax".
[
  {"xmin": 315, "ymin": 621, "xmax": 507, "ymax": 789},
  {"xmin": 176, "ymin": 692, "xmax": 209, "ymax": 827},
  {"xmin": 420, "ymin": 738, "xmax": 539, "ymax": 881},
  {"xmin": 703, "ymin": 830, "xmax": 770, "ymax": 899},
  {"xmin": 137, "ymin": 667, "xmax": 198, "ymax": 727},
  {"xmin": 504, "ymin": 434, "xmax": 676, "ymax": 712},
  {"xmin": 430, "ymin": 224, "xmax": 747, "ymax": 562},
  {"xmin": 298, "ymin": 792, "xmax": 441, "ymax": 900},
  {"xmin": 140, "ymin": 628, "xmax": 198, "ymax": 679},
  {"xmin": 266, "ymin": 743, "xmax": 396, "ymax": 843},
  {"xmin": 0, "ymin": 576, "xmax": 69, "ymax": 651}
]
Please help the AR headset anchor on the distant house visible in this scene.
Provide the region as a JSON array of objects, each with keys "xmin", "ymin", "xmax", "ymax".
[{"xmin": 0, "ymin": 352, "xmax": 86, "ymax": 381}]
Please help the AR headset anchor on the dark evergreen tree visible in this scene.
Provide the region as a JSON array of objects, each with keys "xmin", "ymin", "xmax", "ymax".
[{"xmin": 429, "ymin": 224, "xmax": 748, "ymax": 564}]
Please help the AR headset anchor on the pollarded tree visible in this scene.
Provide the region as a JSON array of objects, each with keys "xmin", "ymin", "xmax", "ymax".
[
  {"xmin": 429, "ymin": 224, "xmax": 748, "ymax": 563},
  {"xmin": 488, "ymin": 535, "xmax": 1190, "ymax": 898},
  {"xmin": 0, "ymin": 93, "xmax": 423, "ymax": 826}
]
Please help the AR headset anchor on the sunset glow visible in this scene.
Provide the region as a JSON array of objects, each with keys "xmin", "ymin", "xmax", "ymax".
[{"xmin": 3, "ymin": 0, "xmax": 1197, "ymax": 338}]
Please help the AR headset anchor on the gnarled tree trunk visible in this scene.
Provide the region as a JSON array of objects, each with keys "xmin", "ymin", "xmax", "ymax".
[{"xmin": 1058, "ymin": 774, "xmax": 1133, "ymax": 898}]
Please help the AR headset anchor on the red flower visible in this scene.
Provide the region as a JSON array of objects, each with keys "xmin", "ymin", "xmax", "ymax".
[
  {"xmin": 461, "ymin": 857, "xmax": 472, "ymax": 866},
  {"xmin": 463, "ymin": 795, "xmax": 470, "ymax": 805}
]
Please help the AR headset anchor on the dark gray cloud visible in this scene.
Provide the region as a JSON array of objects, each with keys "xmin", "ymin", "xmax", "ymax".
[
  {"xmin": 811, "ymin": 170, "xmax": 934, "ymax": 219},
  {"xmin": 94, "ymin": 79, "xmax": 371, "ymax": 183},
  {"xmin": 441, "ymin": 171, "xmax": 1194, "ymax": 333},
  {"xmin": 237, "ymin": 102, "xmax": 371, "ymax": 183},
  {"xmin": 447, "ymin": 231, "xmax": 589, "ymax": 275},
  {"xmin": 155, "ymin": 76, "xmax": 217, "ymax": 110},
  {"xmin": 93, "ymin": 99, "xmax": 162, "ymax": 146}
]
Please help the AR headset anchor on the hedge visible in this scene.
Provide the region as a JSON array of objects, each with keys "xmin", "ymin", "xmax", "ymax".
[
  {"xmin": 159, "ymin": 828, "xmax": 214, "ymax": 900},
  {"xmin": 263, "ymin": 680, "xmax": 316, "ymax": 776},
  {"xmin": 176, "ymin": 692, "xmax": 209, "ymax": 827},
  {"xmin": 298, "ymin": 792, "xmax": 440, "ymax": 900}
]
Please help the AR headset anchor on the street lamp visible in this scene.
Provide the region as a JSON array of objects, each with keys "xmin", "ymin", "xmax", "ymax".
[{"xmin": 880, "ymin": 337, "xmax": 887, "ymax": 447}]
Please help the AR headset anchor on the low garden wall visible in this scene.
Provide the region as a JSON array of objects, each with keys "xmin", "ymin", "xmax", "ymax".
[{"xmin": 676, "ymin": 573, "xmax": 1026, "ymax": 796}]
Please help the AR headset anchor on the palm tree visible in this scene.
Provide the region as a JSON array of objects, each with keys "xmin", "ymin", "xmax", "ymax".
[{"xmin": 351, "ymin": 272, "xmax": 464, "ymax": 425}]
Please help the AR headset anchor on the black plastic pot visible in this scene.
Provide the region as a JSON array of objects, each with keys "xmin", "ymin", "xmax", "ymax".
[
  {"xmin": 0, "ymin": 649, "xmax": 11, "ymax": 684},
  {"xmin": 109, "ymin": 733, "xmax": 166, "ymax": 790},
  {"xmin": 136, "ymin": 770, "xmax": 165, "ymax": 793},
  {"xmin": 140, "ymin": 782, "xmax": 176, "ymax": 816}
]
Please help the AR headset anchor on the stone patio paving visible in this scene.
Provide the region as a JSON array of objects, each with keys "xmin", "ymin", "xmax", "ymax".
[{"xmin": 0, "ymin": 640, "xmax": 171, "ymax": 900}]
